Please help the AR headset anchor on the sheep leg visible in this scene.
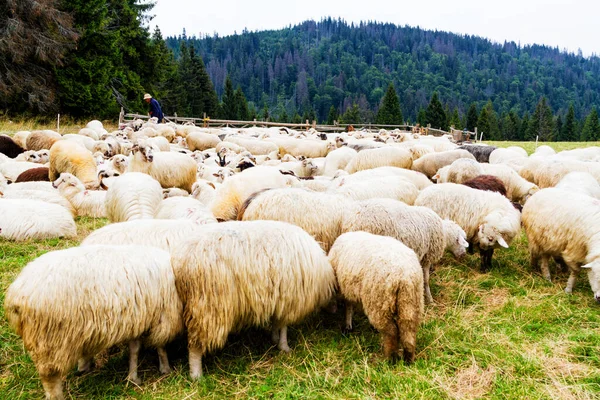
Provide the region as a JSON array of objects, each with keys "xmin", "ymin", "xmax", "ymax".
[
  {"xmin": 127, "ymin": 339, "xmax": 142, "ymax": 385},
  {"xmin": 553, "ymin": 256, "xmax": 569, "ymax": 273},
  {"xmin": 189, "ymin": 346, "xmax": 203, "ymax": 379},
  {"xmin": 480, "ymin": 248, "xmax": 494, "ymax": 272},
  {"xmin": 423, "ymin": 265, "xmax": 434, "ymax": 305},
  {"xmin": 530, "ymin": 253, "xmax": 540, "ymax": 270},
  {"xmin": 76, "ymin": 356, "xmax": 94, "ymax": 375},
  {"xmin": 381, "ymin": 321, "xmax": 400, "ymax": 362},
  {"xmin": 565, "ymin": 263, "xmax": 580, "ymax": 294},
  {"xmin": 157, "ymin": 347, "xmax": 171, "ymax": 375},
  {"xmin": 277, "ymin": 326, "xmax": 291, "ymax": 353},
  {"xmin": 41, "ymin": 373, "xmax": 64, "ymax": 400},
  {"xmin": 344, "ymin": 302, "xmax": 354, "ymax": 332},
  {"xmin": 540, "ymin": 255, "xmax": 552, "ymax": 282}
]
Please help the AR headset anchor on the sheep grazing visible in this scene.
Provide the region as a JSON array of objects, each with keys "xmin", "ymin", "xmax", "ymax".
[
  {"xmin": 336, "ymin": 166, "xmax": 433, "ymax": 191},
  {"xmin": 342, "ymin": 198, "xmax": 468, "ymax": 304},
  {"xmin": 411, "ymin": 150, "xmax": 476, "ymax": 179},
  {"xmin": 433, "ymin": 158, "xmax": 484, "ymax": 184},
  {"xmin": 211, "ymin": 166, "xmax": 299, "ymax": 221},
  {"xmin": 105, "ymin": 172, "xmax": 162, "ymax": 222},
  {"xmin": 5, "ymin": 245, "xmax": 183, "ymax": 399},
  {"xmin": 522, "ymin": 188, "xmax": 600, "ymax": 301},
  {"xmin": 186, "ymin": 131, "xmax": 222, "ymax": 151},
  {"xmin": 15, "ymin": 167, "xmax": 50, "ymax": 182},
  {"xmin": 0, "ymin": 199, "xmax": 76, "ymax": 241},
  {"xmin": 49, "ymin": 140, "xmax": 99, "ymax": 189},
  {"xmin": 462, "ymin": 175, "xmax": 508, "ymax": 197},
  {"xmin": 82, "ymin": 219, "xmax": 201, "ymax": 254},
  {"xmin": 171, "ymin": 220, "xmax": 336, "ymax": 378},
  {"xmin": 415, "ymin": 183, "xmax": 521, "ymax": 272},
  {"xmin": 239, "ymin": 188, "xmax": 356, "ymax": 252},
  {"xmin": 267, "ymin": 137, "xmax": 337, "ymax": 158},
  {"xmin": 332, "ymin": 176, "xmax": 419, "ymax": 205},
  {"xmin": 128, "ymin": 141, "xmax": 196, "ymax": 193},
  {"xmin": 223, "ymin": 136, "xmax": 279, "ymax": 155},
  {"xmin": 155, "ymin": 196, "xmax": 217, "ymax": 225},
  {"xmin": 556, "ymin": 172, "xmax": 600, "ymax": 199},
  {"xmin": 480, "ymin": 163, "xmax": 539, "ymax": 203},
  {"xmin": 0, "ymin": 135, "xmax": 25, "ymax": 158},
  {"xmin": 53, "ymin": 173, "xmax": 107, "ymax": 218},
  {"xmin": 457, "ymin": 144, "xmax": 497, "ymax": 163},
  {"xmin": 26, "ymin": 130, "xmax": 62, "ymax": 151},
  {"xmin": 344, "ymin": 147, "xmax": 413, "ymax": 174},
  {"xmin": 328, "ymin": 232, "xmax": 424, "ymax": 363}
]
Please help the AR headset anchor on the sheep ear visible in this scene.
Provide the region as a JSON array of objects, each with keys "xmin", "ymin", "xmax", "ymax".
[
  {"xmin": 459, "ymin": 236, "xmax": 469, "ymax": 248},
  {"xmin": 497, "ymin": 236, "xmax": 509, "ymax": 248},
  {"xmin": 207, "ymin": 182, "xmax": 216, "ymax": 189},
  {"xmin": 581, "ymin": 263, "xmax": 593, "ymax": 269},
  {"xmin": 212, "ymin": 173, "xmax": 220, "ymax": 177}
]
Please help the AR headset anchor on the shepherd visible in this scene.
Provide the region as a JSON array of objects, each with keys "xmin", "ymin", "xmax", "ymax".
[{"xmin": 144, "ymin": 93, "xmax": 164, "ymax": 123}]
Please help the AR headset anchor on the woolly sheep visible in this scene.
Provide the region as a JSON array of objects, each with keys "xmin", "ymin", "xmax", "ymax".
[
  {"xmin": 155, "ymin": 196, "xmax": 217, "ymax": 225},
  {"xmin": 211, "ymin": 166, "xmax": 299, "ymax": 221},
  {"xmin": 336, "ymin": 166, "xmax": 432, "ymax": 191},
  {"xmin": 0, "ymin": 199, "xmax": 76, "ymax": 240},
  {"xmin": 522, "ymin": 188, "xmax": 600, "ymax": 301},
  {"xmin": 49, "ymin": 140, "xmax": 99, "ymax": 189},
  {"xmin": 191, "ymin": 180, "xmax": 217, "ymax": 205},
  {"xmin": 462, "ymin": 175, "xmax": 508, "ymax": 197},
  {"xmin": 109, "ymin": 154, "xmax": 128, "ymax": 174},
  {"xmin": 2, "ymin": 181, "xmax": 55, "ymax": 193},
  {"xmin": 11, "ymin": 131, "xmax": 31, "ymax": 149},
  {"xmin": 186, "ymin": 131, "xmax": 222, "ymax": 151},
  {"xmin": 171, "ymin": 220, "xmax": 336, "ymax": 378},
  {"xmin": 52, "ymin": 173, "xmax": 106, "ymax": 218},
  {"xmin": 145, "ymin": 135, "xmax": 171, "ymax": 151},
  {"xmin": 411, "ymin": 149, "xmax": 476, "ymax": 179},
  {"xmin": 457, "ymin": 144, "xmax": 497, "ymax": 163},
  {"xmin": 322, "ymin": 146, "xmax": 358, "ymax": 177},
  {"xmin": 415, "ymin": 183, "xmax": 521, "ymax": 271},
  {"xmin": 0, "ymin": 161, "xmax": 43, "ymax": 182},
  {"xmin": 301, "ymin": 176, "xmax": 334, "ymax": 192},
  {"xmin": 26, "ymin": 130, "xmax": 62, "ymax": 151},
  {"xmin": 224, "ymin": 135, "xmax": 279, "ymax": 155},
  {"xmin": 2, "ymin": 189, "xmax": 75, "ymax": 215},
  {"xmin": 480, "ymin": 163, "xmax": 539, "ymax": 203},
  {"xmin": 489, "ymin": 148, "xmax": 528, "ymax": 165},
  {"xmin": 328, "ymin": 232, "xmax": 424, "ymax": 362},
  {"xmin": 128, "ymin": 141, "xmax": 197, "ymax": 192},
  {"xmin": 78, "ymin": 127, "xmax": 100, "ymax": 140},
  {"xmin": 344, "ymin": 147, "xmax": 413, "ymax": 174},
  {"xmin": 63, "ymin": 134, "xmax": 96, "ymax": 152},
  {"xmin": 277, "ymin": 158, "xmax": 318, "ymax": 177},
  {"xmin": 163, "ymin": 187, "xmax": 189, "ymax": 198},
  {"xmin": 555, "ymin": 172, "xmax": 600, "ymax": 199},
  {"xmin": 521, "ymin": 158, "xmax": 600, "ymax": 189},
  {"xmin": 341, "ymin": 198, "xmax": 468, "ymax": 304},
  {"xmin": 267, "ymin": 137, "xmax": 336, "ymax": 158},
  {"xmin": 15, "ymin": 150, "xmax": 43, "ymax": 163},
  {"xmin": 531, "ymin": 145, "xmax": 556, "ymax": 157},
  {"xmin": 215, "ymin": 140, "xmax": 247, "ymax": 154},
  {"xmin": 5, "ymin": 245, "xmax": 183, "ymax": 399},
  {"xmin": 433, "ymin": 158, "xmax": 484, "ymax": 183},
  {"xmin": 0, "ymin": 135, "xmax": 25, "ymax": 158},
  {"xmin": 332, "ymin": 176, "xmax": 419, "ymax": 204},
  {"xmin": 105, "ymin": 172, "xmax": 162, "ymax": 222}
]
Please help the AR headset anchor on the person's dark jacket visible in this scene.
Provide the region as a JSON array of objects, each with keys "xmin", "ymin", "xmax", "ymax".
[{"xmin": 149, "ymin": 98, "xmax": 164, "ymax": 122}]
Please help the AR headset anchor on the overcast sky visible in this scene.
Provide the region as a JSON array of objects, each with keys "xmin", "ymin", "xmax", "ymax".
[{"xmin": 149, "ymin": 0, "xmax": 600, "ymax": 56}]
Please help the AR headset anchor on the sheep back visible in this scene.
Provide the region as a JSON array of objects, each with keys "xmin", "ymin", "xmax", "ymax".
[
  {"xmin": 0, "ymin": 135, "xmax": 25, "ymax": 158},
  {"xmin": 105, "ymin": 172, "xmax": 162, "ymax": 222},
  {"xmin": 15, "ymin": 167, "xmax": 50, "ymax": 182},
  {"xmin": 0, "ymin": 199, "xmax": 76, "ymax": 240},
  {"xmin": 49, "ymin": 140, "xmax": 98, "ymax": 189}
]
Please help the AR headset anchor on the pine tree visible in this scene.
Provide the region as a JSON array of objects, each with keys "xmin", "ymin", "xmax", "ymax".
[
  {"xmin": 425, "ymin": 92, "xmax": 447, "ymax": 130},
  {"xmin": 148, "ymin": 26, "xmax": 179, "ymax": 115},
  {"xmin": 341, "ymin": 103, "xmax": 362, "ymax": 124},
  {"xmin": 501, "ymin": 111, "xmax": 520, "ymax": 141},
  {"xmin": 234, "ymin": 87, "xmax": 249, "ymax": 120},
  {"xmin": 375, "ymin": 83, "xmax": 403, "ymax": 125},
  {"xmin": 280, "ymin": 109, "xmax": 289, "ymax": 123},
  {"xmin": 554, "ymin": 115, "xmax": 563, "ymax": 142},
  {"xmin": 528, "ymin": 97, "xmax": 554, "ymax": 141},
  {"xmin": 477, "ymin": 101, "xmax": 499, "ymax": 140},
  {"xmin": 466, "ymin": 103, "xmax": 479, "ymax": 132},
  {"xmin": 449, "ymin": 108, "xmax": 462, "ymax": 130},
  {"xmin": 581, "ymin": 107, "xmax": 600, "ymax": 141},
  {"xmin": 416, "ymin": 108, "xmax": 427, "ymax": 126},
  {"xmin": 221, "ymin": 76, "xmax": 236, "ymax": 119},
  {"xmin": 326, "ymin": 105, "xmax": 339, "ymax": 125},
  {"xmin": 520, "ymin": 112, "xmax": 530, "ymax": 141},
  {"xmin": 561, "ymin": 104, "xmax": 577, "ymax": 141}
]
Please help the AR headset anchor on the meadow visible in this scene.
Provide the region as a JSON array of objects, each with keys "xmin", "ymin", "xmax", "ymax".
[{"xmin": 0, "ymin": 135, "xmax": 599, "ymax": 399}]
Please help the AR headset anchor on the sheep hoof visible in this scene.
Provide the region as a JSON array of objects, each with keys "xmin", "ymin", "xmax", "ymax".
[
  {"xmin": 544, "ymin": 276, "xmax": 552, "ymax": 283},
  {"xmin": 128, "ymin": 376, "xmax": 142, "ymax": 386},
  {"xmin": 159, "ymin": 365, "xmax": 172, "ymax": 375},
  {"xmin": 279, "ymin": 344, "xmax": 291, "ymax": 354},
  {"xmin": 564, "ymin": 287, "xmax": 573, "ymax": 294},
  {"xmin": 342, "ymin": 325, "xmax": 353, "ymax": 335}
]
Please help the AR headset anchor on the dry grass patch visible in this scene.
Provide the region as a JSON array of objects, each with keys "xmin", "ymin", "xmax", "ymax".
[{"xmin": 441, "ymin": 358, "xmax": 497, "ymax": 400}]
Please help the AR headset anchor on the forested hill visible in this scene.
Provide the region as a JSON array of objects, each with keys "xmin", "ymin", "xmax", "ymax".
[{"xmin": 166, "ymin": 18, "xmax": 600, "ymax": 128}]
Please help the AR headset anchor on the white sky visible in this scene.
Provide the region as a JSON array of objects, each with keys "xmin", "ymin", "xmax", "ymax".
[{"xmin": 149, "ymin": 0, "xmax": 600, "ymax": 57}]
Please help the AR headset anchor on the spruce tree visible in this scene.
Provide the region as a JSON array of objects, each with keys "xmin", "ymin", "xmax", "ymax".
[
  {"xmin": 375, "ymin": 83, "xmax": 403, "ymax": 125},
  {"xmin": 234, "ymin": 87, "xmax": 249, "ymax": 120},
  {"xmin": 466, "ymin": 103, "xmax": 479, "ymax": 132},
  {"xmin": 449, "ymin": 108, "xmax": 462, "ymax": 130},
  {"xmin": 520, "ymin": 113, "xmax": 530, "ymax": 141},
  {"xmin": 327, "ymin": 105, "xmax": 339, "ymax": 125},
  {"xmin": 561, "ymin": 104, "xmax": 577, "ymax": 141},
  {"xmin": 341, "ymin": 104, "xmax": 362, "ymax": 124},
  {"xmin": 416, "ymin": 108, "xmax": 427, "ymax": 126},
  {"xmin": 221, "ymin": 76, "xmax": 236, "ymax": 119},
  {"xmin": 425, "ymin": 92, "xmax": 447, "ymax": 130},
  {"xmin": 581, "ymin": 107, "xmax": 600, "ymax": 141},
  {"xmin": 477, "ymin": 101, "xmax": 499, "ymax": 140},
  {"xmin": 148, "ymin": 26, "xmax": 179, "ymax": 115},
  {"xmin": 528, "ymin": 97, "xmax": 554, "ymax": 141}
]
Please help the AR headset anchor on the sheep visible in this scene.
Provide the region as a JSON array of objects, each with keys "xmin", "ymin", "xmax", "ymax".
[
  {"xmin": 328, "ymin": 232, "xmax": 424, "ymax": 363},
  {"xmin": 457, "ymin": 144, "xmax": 497, "ymax": 163},
  {"xmin": 170, "ymin": 220, "xmax": 336, "ymax": 378},
  {"xmin": 222, "ymin": 136, "xmax": 279, "ymax": 155},
  {"xmin": 401, "ymin": 143, "xmax": 435, "ymax": 161},
  {"xmin": 462, "ymin": 175, "xmax": 508, "ymax": 197},
  {"xmin": 556, "ymin": 172, "xmax": 600, "ymax": 199},
  {"xmin": 215, "ymin": 140, "xmax": 246, "ymax": 154},
  {"xmin": 163, "ymin": 187, "xmax": 189, "ymax": 198},
  {"xmin": 332, "ymin": 176, "xmax": 419, "ymax": 204},
  {"xmin": 1, "ymin": 181, "xmax": 55, "ymax": 193},
  {"xmin": 109, "ymin": 154, "xmax": 128, "ymax": 174},
  {"xmin": 521, "ymin": 158, "xmax": 600, "ymax": 189},
  {"xmin": 145, "ymin": 136, "xmax": 170, "ymax": 152},
  {"xmin": 186, "ymin": 131, "xmax": 221, "ymax": 151},
  {"xmin": 211, "ymin": 166, "xmax": 299, "ymax": 221},
  {"xmin": 5, "ymin": 245, "xmax": 183, "ymax": 399},
  {"xmin": 11, "ymin": 131, "xmax": 31, "ymax": 149},
  {"xmin": 52, "ymin": 173, "xmax": 106, "ymax": 218},
  {"xmin": 97, "ymin": 168, "xmax": 121, "ymax": 190},
  {"xmin": 105, "ymin": 172, "xmax": 162, "ymax": 222},
  {"xmin": 93, "ymin": 137, "xmax": 122, "ymax": 158},
  {"xmin": 267, "ymin": 137, "xmax": 337, "ymax": 158},
  {"xmin": 128, "ymin": 141, "xmax": 196, "ymax": 192},
  {"xmin": 15, "ymin": 150, "xmax": 42, "ymax": 163},
  {"xmin": 531, "ymin": 145, "xmax": 556, "ymax": 157},
  {"xmin": 0, "ymin": 135, "xmax": 25, "ymax": 158},
  {"xmin": 2, "ymin": 189, "xmax": 75, "ymax": 215},
  {"xmin": 238, "ymin": 188, "xmax": 356, "ymax": 252},
  {"xmin": 277, "ymin": 158, "xmax": 318, "ymax": 177},
  {"xmin": 415, "ymin": 183, "xmax": 521, "ymax": 272},
  {"xmin": 156, "ymin": 125, "xmax": 176, "ymax": 142},
  {"xmin": 155, "ymin": 196, "xmax": 217, "ymax": 225},
  {"xmin": 62, "ymin": 133, "xmax": 96, "ymax": 152},
  {"xmin": 322, "ymin": 146, "xmax": 358, "ymax": 177},
  {"xmin": 433, "ymin": 158, "xmax": 484, "ymax": 183},
  {"xmin": 344, "ymin": 147, "xmax": 413, "ymax": 174},
  {"xmin": 26, "ymin": 130, "xmax": 62, "ymax": 151},
  {"xmin": 0, "ymin": 199, "xmax": 76, "ymax": 240},
  {"xmin": 191, "ymin": 180, "xmax": 217, "ymax": 205},
  {"xmin": 15, "ymin": 167, "xmax": 50, "ymax": 182},
  {"xmin": 302, "ymin": 176, "xmax": 334, "ymax": 192},
  {"xmin": 78, "ymin": 127, "xmax": 99, "ymax": 140},
  {"xmin": 334, "ymin": 166, "xmax": 433, "ymax": 191},
  {"xmin": 82, "ymin": 219, "xmax": 201, "ymax": 254},
  {"xmin": 522, "ymin": 188, "xmax": 600, "ymax": 301},
  {"xmin": 49, "ymin": 140, "xmax": 99, "ymax": 189},
  {"xmin": 411, "ymin": 150, "xmax": 476, "ymax": 179},
  {"xmin": 197, "ymin": 164, "xmax": 235, "ymax": 183},
  {"xmin": 341, "ymin": 198, "xmax": 468, "ymax": 304},
  {"xmin": 480, "ymin": 163, "xmax": 539, "ymax": 203},
  {"xmin": 0, "ymin": 161, "xmax": 42, "ymax": 182}
]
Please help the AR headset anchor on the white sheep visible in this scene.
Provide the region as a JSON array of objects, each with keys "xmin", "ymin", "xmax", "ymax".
[
  {"xmin": 328, "ymin": 231, "xmax": 424, "ymax": 363},
  {"xmin": 322, "ymin": 146, "xmax": 358, "ymax": 177},
  {"xmin": 0, "ymin": 199, "xmax": 76, "ymax": 240},
  {"xmin": 171, "ymin": 220, "xmax": 336, "ymax": 378},
  {"xmin": 1, "ymin": 181, "xmax": 54, "ymax": 193},
  {"xmin": 186, "ymin": 131, "xmax": 222, "ymax": 151},
  {"xmin": 2, "ymin": 189, "xmax": 75, "ymax": 215},
  {"xmin": 52, "ymin": 173, "xmax": 106, "ymax": 218},
  {"xmin": 5, "ymin": 245, "xmax": 183, "ymax": 399},
  {"xmin": 223, "ymin": 136, "xmax": 279, "ymax": 155},
  {"xmin": 49, "ymin": 140, "xmax": 99, "ymax": 189},
  {"xmin": 415, "ymin": 183, "xmax": 521, "ymax": 272},
  {"xmin": 105, "ymin": 172, "xmax": 162, "ymax": 222},
  {"xmin": 433, "ymin": 158, "xmax": 484, "ymax": 183},
  {"xmin": 277, "ymin": 158, "xmax": 318, "ymax": 177},
  {"xmin": 522, "ymin": 188, "xmax": 600, "ymax": 301},
  {"xmin": 266, "ymin": 136, "xmax": 337, "ymax": 158},
  {"xmin": 0, "ymin": 161, "xmax": 42, "ymax": 182},
  {"xmin": 480, "ymin": 163, "xmax": 539, "ymax": 203},
  {"xmin": 332, "ymin": 175, "xmax": 419, "ymax": 204},
  {"xmin": 411, "ymin": 149, "xmax": 476, "ymax": 179},
  {"xmin": 155, "ymin": 196, "xmax": 217, "ymax": 225},
  {"xmin": 555, "ymin": 172, "xmax": 600, "ymax": 199},
  {"xmin": 345, "ymin": 147, "xmax": 413, "ymax": 174},
  {"xmin": 191, "ymin": 180, "xmax": 218, "ymax": 205},
  {"xmin": 334, "ymin": 166, "xmax": 433, "ymax": 190}
]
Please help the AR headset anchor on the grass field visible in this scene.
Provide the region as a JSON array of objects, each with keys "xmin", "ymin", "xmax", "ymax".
[{"xmin": 1, "ymin": 134, "xmax": 599, "ymax": 399}]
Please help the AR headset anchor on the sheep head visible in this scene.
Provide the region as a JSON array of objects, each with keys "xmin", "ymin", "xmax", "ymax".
[
  {"xmin": 53, "ymin": 173, "xmax": 85, "ymax": 193},
  {"xmin": 442, "ymin": 219, "xmax": 469, "ymax": 259},
  {"xmin": 581, "ymin": 261, "xmax": 600, "ymax": 303},
  {"xmin": 132, "ymin": 142, "xmax": 154, "ymax": 162}
]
